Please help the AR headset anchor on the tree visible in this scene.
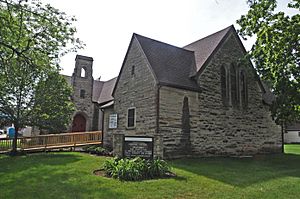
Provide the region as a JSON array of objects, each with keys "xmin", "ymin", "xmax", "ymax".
[
  {"xmin": 31, "ymin": 71, "xmax": 75, "ymax": 133},
  {"xmin": 237, "ymin": 0, "xmax": 300, "ymax": 127},
  {"xmin": 0, "ymin": 0, "xmax": 84, "ymax": 154}
]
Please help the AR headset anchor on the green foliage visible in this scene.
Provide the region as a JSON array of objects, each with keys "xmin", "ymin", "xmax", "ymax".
[
  {"xmin": 237, "ymin": 0, "xmax": 300, "ymax": 125},
  {"xmin": 0, "ymin": 0, "xmax": 84, "ymax": 67},
  {"xmin": 103, "ymin": 157, "xmax": 171, "ymax": 181},
  {"xmin": 285, "ymin": 144, "xmax": 300, "ymax": 155},
  {"xmin": 0, "ymin": 0, "xmax": 83, "ymax": 152},
  {"xmin": 148, "ymin": 158, "xmax": 170, "ymax": 177},
  {"xmin": 30, "ymin": 71, "xmax": 75, "ymax": 133},
  {"xmin": 82, "ymin": 145, "xmax": 111, "ymax": 156}
]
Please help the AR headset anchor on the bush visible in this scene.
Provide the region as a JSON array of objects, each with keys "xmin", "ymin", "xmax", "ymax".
[
  {"xmin": 147, "ymin": 158, "xmax": 170, "ymax": 178},
  {"xmin": 103, "ymin": 157, "xmax": 171, "ymax": 181},
  {"xmin": 82, "ymin": 145, "xmax": 111, "ymax": 156}
]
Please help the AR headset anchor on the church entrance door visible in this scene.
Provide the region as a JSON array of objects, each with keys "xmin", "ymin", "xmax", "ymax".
[{"xmin": 72, "ymin": 114, "xmax": 86, "ymax": 132}]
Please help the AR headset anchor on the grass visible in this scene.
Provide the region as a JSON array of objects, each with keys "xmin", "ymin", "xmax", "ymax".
[
  {"xmin": 0, "ymin": 146, "xmax": 299, "ymax": 199},
  {"xmin": 0, "ymin": 139, "xmax": 21, "ymax": 151},
  {"xmin": 285, "ymin": 144, "xmax": 300, "ymax": 155}
]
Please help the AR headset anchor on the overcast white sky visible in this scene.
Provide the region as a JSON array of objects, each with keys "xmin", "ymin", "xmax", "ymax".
[{"xmin": 44, "ymin": 0, "xmax": 296, "ymax": 81}]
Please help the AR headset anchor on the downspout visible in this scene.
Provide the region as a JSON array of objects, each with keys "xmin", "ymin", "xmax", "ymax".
[
  {"xmin": 100, "ymin": 108, "xmax": 104, "ymax": 146},
  {"xmin": 156, "ymin": 84, "xmax": 162, "ymax": 158},
  {"xmin": 156, "ymin": 84, "xmax": 161, "ymax": 134}
]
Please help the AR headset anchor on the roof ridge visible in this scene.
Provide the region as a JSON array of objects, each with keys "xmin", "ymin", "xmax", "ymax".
[
  {"xmin": 133, "ymin": 33, "xmax": 194, "ymax": 53},
  {"xmin": 183, "ymin": 25, "xmax": 233, "ymax": 48},
  {"xmin": 103, "ymin": 76, "xmax": 118, "ymax": 83},
  {"xmin": 183, "ymin": 25, "xmax": 235, "ymax": 76}
]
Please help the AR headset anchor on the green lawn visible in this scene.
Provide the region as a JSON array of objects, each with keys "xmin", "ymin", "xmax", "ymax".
[
  {"xmin": 285, "ymin": 144, "xmax": 300, "ymax": 155},
  {"xmin": 0, "ymin": 146, "xmax": 300, "ymax": 199}
]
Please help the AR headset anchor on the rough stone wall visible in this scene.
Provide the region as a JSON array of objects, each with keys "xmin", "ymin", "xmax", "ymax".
[
  {"xmin": 159, "ymin": 86, "xmax": 199, "ymax": 158},
  {"xmin": 107, "ymin": 32, "xmax": 281, "ymax": 158},
  {"xmin": 111, "ymin": 37, "xmax": 161, "ymax": 157},
  {"xmin": 102, "ymin": 106, "xmax": 114, "ymax": 149},
  {"xmin": 71, "ymin": 57, "xmax": 95, "ymax": 131},
  {"xmin": 192, "ymin": 32, "xmax": 282, "ymax": 156},
  {"xmin": 92, "ymin": 103, "xmax": 100, "ymax": 131}
]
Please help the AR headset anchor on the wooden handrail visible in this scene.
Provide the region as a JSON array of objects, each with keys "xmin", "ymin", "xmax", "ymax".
[
  {"xmin": 21, "ymin": 131, "xmax": 101, "ymax": 138},
  {"xmin": 0, "ymin": 131, "xmax": 102, "ymax": 152}
]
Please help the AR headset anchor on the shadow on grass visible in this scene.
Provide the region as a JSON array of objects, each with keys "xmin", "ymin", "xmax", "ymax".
[
  {"xmin": 171, "ymin": 153, "xmax": 300, "ymax": 188},
  {"xmin": 0, "ymin": 153, "xmax": 81, "ymax": 172},
  {"xmin": 0, "ymin": 153, "xmax": 124, "ymax": 199},
  {"xmin": 173, "ymin": 175, "xmax": 188, "ymax": 181}
]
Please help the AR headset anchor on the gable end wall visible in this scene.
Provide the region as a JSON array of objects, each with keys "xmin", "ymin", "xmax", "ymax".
[
  {"xmin": 193, "ymin": 32, "xmax": 282, "ymax": 156},
  {"xmin": 111, "ymin": 37, "xmax": 161, "ymax": 156}
]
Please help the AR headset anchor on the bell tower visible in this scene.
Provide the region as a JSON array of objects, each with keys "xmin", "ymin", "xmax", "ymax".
[{"xmin": 71, "ymin": 55, "xmax": 94, "ymax": 132}]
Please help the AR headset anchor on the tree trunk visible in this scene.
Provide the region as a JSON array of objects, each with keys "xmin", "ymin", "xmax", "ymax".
[
  {"xmin": 11, "ymin": 125, "xmax": 19, "ymax": 155},
  {"xmin": 281, "ymin": 121, "xmax": 285, "ymax": 153}
]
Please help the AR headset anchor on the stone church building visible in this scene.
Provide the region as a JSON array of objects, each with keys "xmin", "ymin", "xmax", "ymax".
[
  {"xmin": 67, "ymin": 25, "xmax": 282, "ymax": 158},
  {"xmin": 63, "ymin": 55, "xmax": 117, "ymax": 132}
]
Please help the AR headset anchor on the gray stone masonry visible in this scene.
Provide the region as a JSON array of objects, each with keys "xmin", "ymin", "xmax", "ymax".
[
  {"xmin": 113, "ymin": 134, "xmax": 124, "ymax": 157},
  {"xmin": 158, "ymin": 32, "xmax": 281, "ymax": 158},
  {"xmin": 71, "ymin": 56, "xmax": 95, "ymax": 131},
  {"xmin": 159, "ymin": 86, "xmax": 199, "ymax": 158},
  {"xmin": 193, "ymin": 32, "xmax": 281, "ymax": 156},
  {"xmin": 111, "ymin": 37, "xmax": 162, "ymax": 157},
  {"xmin": 102, "ymin": 106, "xmax": 114, "ymax": 148}
]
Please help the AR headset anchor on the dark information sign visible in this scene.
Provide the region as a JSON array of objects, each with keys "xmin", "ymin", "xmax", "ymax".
[{"xmin": 123, "ymin": 136, "xmax": 153, "ymax": 159}]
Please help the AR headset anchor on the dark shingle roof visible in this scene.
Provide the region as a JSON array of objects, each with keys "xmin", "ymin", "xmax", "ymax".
[
  {"xmin": 97, "ymin": 77, "xmax": 117, "ymax": 105},
  {"xmin": 184, "ymin": 25, "xmax": 232, "ymax": 75},
  {"xmin": 134, "ymin": 34, "xmax": 200, "ymax": 91},
  {"xmin": 92, "ymin": 80, "xmax": 104, "ymax": 102}
]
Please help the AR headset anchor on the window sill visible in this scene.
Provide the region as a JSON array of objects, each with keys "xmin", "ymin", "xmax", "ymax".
[{"xmin": 126, "ymin": 127, "xmax": 136, "ymax": 130}]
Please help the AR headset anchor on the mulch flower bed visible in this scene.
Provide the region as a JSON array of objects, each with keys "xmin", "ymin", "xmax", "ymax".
[{"xmin": 93, "ymin": 169, "xmax": 177, "ymax": 180}]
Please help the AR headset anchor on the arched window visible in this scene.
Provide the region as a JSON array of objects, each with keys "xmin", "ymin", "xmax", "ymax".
[
  {"xmin": 81, "ymin": 67, "xmax": 86, "ymax": 78},
  {"xmin": 182, "ymin": 97, "xmax": 190, "ymax": 134},
  {"xmin": 221, "ymin": 65, "xmax": 228, "ymax": 106},
  {"xmin": 240, "ymin": 70, "xmax": 248, "ymax": 108},
  {"xmin": 230, "ymin": 64, "xmax": 238, "ymax": 107}
]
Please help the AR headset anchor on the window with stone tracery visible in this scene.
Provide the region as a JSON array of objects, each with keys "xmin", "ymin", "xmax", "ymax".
[
  {"xmin": 221, "ymin": 65, "xmax": 229, "ymax": 106},
  {"xmin": 240, "ymin": 70, "xmax": 248, "ymax": 108},
  {"xmin": 230, "ymin": 64, "xmax": 238, "ymax": 107}
]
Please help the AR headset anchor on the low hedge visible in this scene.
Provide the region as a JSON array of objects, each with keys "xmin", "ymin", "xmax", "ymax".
[
  {"xmin": 82, "ymin": 145, "xmax": 111, "ymax": 156},
  {"xmin": 103, "ymin": 157, "xmax": 171, "ymax": 181}
]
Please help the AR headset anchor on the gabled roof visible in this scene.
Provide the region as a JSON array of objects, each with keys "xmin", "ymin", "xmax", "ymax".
[
  {"xmin": 134, "ymin": 34, "xmax": 200, "ymax": 91},
  {"xmin": 92, "ymin": 80, "xmax": 104, "ymax": 102},
  {"xmin": 184, "ymin": 25, "xmax": 232, "ymax": 76},
  {"xmin": 113, "ymin": 25, "xmax": 269, "ymax": 98},
  {"xmin": 97, "ymin": 77, "xmax": 117, "ymax": 105}
]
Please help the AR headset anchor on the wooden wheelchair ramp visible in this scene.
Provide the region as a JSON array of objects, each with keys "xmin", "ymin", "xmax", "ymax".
[{"xmin": 0, "ymin": 131, "xmax": 102, "ymax": 152}]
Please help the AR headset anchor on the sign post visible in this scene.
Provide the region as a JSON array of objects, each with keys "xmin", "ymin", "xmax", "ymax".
[{"xmin": 123, "ymin": 136, "xmax": 154, "ymax": 159}]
